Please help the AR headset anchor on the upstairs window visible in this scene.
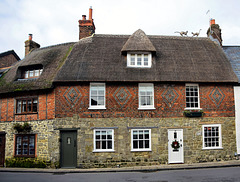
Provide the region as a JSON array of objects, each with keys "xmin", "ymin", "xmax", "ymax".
[
  {"xmin": 185, "ymin": 84, "xmax": 200, "ymax": 109},
  {"xmin": 139, "ymin": 83, "xmax": 155, "ymax": 109},
  {"xmin": 16, "ymin": 98, "xmax": 38, "ymax": 114},
  {"xmin": 89, "ymin": 83, "xmax": 106, "ymax": 109},
  {"xmin": 23, "ymin": 68, "xmax": 43, "ymax": 79},
  {"xmin": 127, "ymin": 53, "xmax": 152, "ymax": 68}
]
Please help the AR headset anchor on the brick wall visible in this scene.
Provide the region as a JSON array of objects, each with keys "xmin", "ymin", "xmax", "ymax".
[
  {"xmin": 0, "ymin": 90, "xmax": 55, "ymax": 122},
  {"xmin": 55, "ymin": 83, "xmax": 235, "ymax": 118},
  {"xmin": 0, "ymin": 54, "xmax": 18, "ymax": 68}
]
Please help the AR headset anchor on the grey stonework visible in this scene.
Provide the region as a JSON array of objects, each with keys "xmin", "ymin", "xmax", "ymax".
[{"xmin": 0, "ymin": 116, "xmax": 236, "ymax": 168}]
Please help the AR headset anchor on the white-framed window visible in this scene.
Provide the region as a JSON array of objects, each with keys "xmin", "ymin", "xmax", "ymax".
[
  {"xmin": 131, "ymin": 129, "xmax": 151, "ymax": 151},
  {"xmin": 202, "ymin": 124, "xmax": 222, "ymax": 149},
  {"xmin": 185, "ymin": 83, "xmax": 200, "ymax": 109},
  {"xmin": 93, "ymin": 129, "xmax": 114, "ymax": 152},
  {"xmin": 138, "ymin": 83, "xmax": 155, "ymax": 109},
  {"xmin": 127, "ymin": 53, "xmax": 152, "ymax": 68},
  {"xmin": 89, "ymin": 83, "xmax": 106, "ymax": 109},
  {"xmin": 23, "ymin": 69, "xmax": 43, "ymax": 79}
]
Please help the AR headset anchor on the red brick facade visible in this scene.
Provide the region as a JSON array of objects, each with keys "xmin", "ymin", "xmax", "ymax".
[
  {"xmin": 0, "ymin": 83, "xmax": 234, "ymax": 122},
  {"xmin": 0, "ymin": 90, "xmax": 55, "ymax": 122},
  {"xmin": 54, "ymin": 83, "xmax": 235, "ymax": 119}
]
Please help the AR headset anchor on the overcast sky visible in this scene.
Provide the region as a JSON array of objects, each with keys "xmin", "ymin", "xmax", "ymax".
[{"xmin": 1, "ymin": 0, "xmax": 240, "ymax": 59}]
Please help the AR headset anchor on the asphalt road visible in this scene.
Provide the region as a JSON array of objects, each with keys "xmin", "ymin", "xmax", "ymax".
[{"xmin": 1, "ymin": 167, "xmax": 240, "ymax": 182}]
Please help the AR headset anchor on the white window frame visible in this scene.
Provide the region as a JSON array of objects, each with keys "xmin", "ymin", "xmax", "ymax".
[
  {"xmin": 185, "ymin": 83, "xmax": 201, "ymax": 110},
  {"xmin": 89, "ymin": 83, "xmax": 106, "ymax": 109},
  {"xmin": 131, "ymin": 129, "xmax": 151, "ymax": 152},
  {"xmin": 138, "ymin": 83, "xmax": 155, "ymax": 110},
  {"xmin": 202, "ymin": 124, "xmax": 222, "ymax": 150},
  {"xmin": 127, "ymin": 53, "xmax": 152, "ymax": 68},
  {"xmin": 93, "ymin": 129, "xmax": 114, "ymax": 152}
]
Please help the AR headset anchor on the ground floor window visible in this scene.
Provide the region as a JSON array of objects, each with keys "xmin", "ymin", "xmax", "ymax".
[
  {"xmin": 131, "ymin": 129, "xmax": 151, "ymax": 151},
  {"xmin": 15, "ymin": 134, "xmax": 35, "ymax": 157},
  {"xmin": 93, "ymin": 129, "xmax": 114, "ymax": 152},
  {"xmin": 202, "ymin": 124, "xmax": 222, "ymax": 149}
]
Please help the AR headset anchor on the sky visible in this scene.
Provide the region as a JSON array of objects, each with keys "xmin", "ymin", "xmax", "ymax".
[{"xmin": 0, "ymin": 0, "xmax": 240, "ymax": 59}]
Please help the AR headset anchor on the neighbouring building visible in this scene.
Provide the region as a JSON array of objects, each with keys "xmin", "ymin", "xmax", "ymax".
[
  {"xmin": 0, "ymin": 8, "xmax": 238, "ymax": 168},
  {"xmin": 0, "ymin": 50, "xmax": 20, "ymax": 78}
]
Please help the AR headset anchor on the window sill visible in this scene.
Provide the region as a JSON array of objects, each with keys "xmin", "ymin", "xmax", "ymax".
[
  {"xmin": 184, "ymin": 108, "xmax": 202, "ymax": 110},
  {"xmin": 88, "ymin": 107, "xmax": 106, "ymax": 110},
  {"xmin": 202, "ymin": 147, "xmax": 223, "ymax": 150},
  {"xmin": 93, "ymin": 150, "xmax": 115, "ymax": 153},
  {"xmin": 131, "ymin": 149, "xmax": 152, "ymax": 152},
  {"xmin": 138, "ymin": 107, "xmax": 155, "ymax": 110},
  {"xmin": 15, "ymin": 112, "xmax": 38, "ymax": 115}
]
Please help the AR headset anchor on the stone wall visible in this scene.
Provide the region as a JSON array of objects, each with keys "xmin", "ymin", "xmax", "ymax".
[{"xmin": 0, "ymin": 116, "xmax": 236, "ymax": 168}]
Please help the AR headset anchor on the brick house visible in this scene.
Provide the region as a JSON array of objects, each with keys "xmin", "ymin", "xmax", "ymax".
[
  {"xmin": 0, "ymin": 8, "xmax": 238, "ymax": 168},
  {"xmin": 0, "ymin": 50, "xmax": 20, "ymax": 78}
]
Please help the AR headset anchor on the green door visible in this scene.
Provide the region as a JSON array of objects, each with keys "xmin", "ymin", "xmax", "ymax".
[{"xmin": 60, "ymin": 131, "xmax": 77, "ymax": 168}]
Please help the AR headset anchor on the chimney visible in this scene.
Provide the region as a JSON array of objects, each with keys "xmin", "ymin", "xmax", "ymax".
[
  {"xmin": 207, "ymin": 19, "xmax": 223, "ymax": 46},
  {"xmin": 24, "ymin": 34, "xmax": 40, "ymax": 56},
  {"xmin": 78, "ymin": 7, "xmax": 95, "ymax": 40}
]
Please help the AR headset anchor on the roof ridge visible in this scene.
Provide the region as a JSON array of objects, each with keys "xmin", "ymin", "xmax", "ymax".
[{"xmin": 33, "ymin": 42, "xmax": 76, "ymax": 52}]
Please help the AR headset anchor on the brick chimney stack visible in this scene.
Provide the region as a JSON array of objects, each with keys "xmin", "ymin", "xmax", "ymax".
[
  {"xmin": 207, "ymin": 19, "xmax": 223, "ymax": 46},
  {"xmin": 24, "ymin": 34, "xmax": 40, "ymax": 56},
  {"xmin": 78, "ymin": 7, "xmax": 95, "ymax": 40}
]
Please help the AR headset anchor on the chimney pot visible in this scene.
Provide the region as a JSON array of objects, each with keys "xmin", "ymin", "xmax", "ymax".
[
  {"xmin": 210, "ymin": 19, "xmax": 215, "ymax": 26},
  {"xmin": 89, "ymin": 6, "xmax": 93, "ymax": 20},
  {"xmin": 82, "ymin": 15, "xmax": 86, "ymax": 20},
  {"xmin": 29, "ymin": 34, "xmax": 32, "ymax": 41}
]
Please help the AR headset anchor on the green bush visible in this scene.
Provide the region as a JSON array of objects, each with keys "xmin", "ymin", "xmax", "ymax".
[{"xmin": 6, "ymin": 157, "xmax": 49, "ymax": 168}]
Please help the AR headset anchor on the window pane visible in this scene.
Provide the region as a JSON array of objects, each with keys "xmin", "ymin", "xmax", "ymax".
[
  {"xmin": 102, "ymin": 141, "xmax": 106, "ymax": 149},
  {"xmin": 16, "ymin": 137, "xmax": 22, "ymax": 155},
  {"xmin": 144, "ymin": 55, "xmax": 148, "ymax": 66},
  {"xmin": 131, "ymin": 55, "xmax": 135, "ymax": 65},
  {"xmin": 17, "ymin": 100, "xmax": 22, "ymax": 113},
  {"xmin": 107, "ymin": 141, "xmax": 112, "ymax": 149},
  {"xmin": 139, "ymin": 140, "xmax": 143, "ymax": 148},
  {"xmin": 22, "ymin": 100, "xmax": 27, "ymax": 112},
  {"xmin": 33, "ymin": 99, "xmax": 38, "ymax": 112},
  {"xmin": 98, "ymin": 96, "xmax": 104, "ymax": 106},
  {"xmin": 27, "ymin": 100, "xmax": 32, "ymax": 112},
  {"xmin": 25, "ymin": 71, "xmax": 29, "ymax": 78},
  {"xmin": 29, "ymin": 136, "xmax": 35, "ymax": 155},
  {"xmin": 137, "ymin": 55, "xmax": 141, "ymax": 65},
  {"xmin": 133, "ymin": 141, "xmax": 138, "ymax": 149},
  {"xmin": 145, "ymin": 140, "xmax": 149, "ymax": 148},
  {"xmin": 35, "ymin": 70, "xmax": 39, "ymax": 77},
  {"xmin": 96, "ymin": 141, "xmax": 100, "ymax": 149},
  {"xmin": 29, "ymin": 70, "xmax": 34, "ymax": 77},
  {"xmin": 96, "ymin": 131, "xmax": 100, "ymax": 139},
  {"xmin": 91, "ymin": 97, "xmax": 98, "ymax": 106}
]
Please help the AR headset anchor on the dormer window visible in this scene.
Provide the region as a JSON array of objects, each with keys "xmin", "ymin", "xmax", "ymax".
[
  {"xmin": 24, "ymin": 69, "xmax": 43, "ymax": 79},
  {"xmin": 127, "ymin": 53, "xmax": 152, "ymax": 68},
  {"xmin": 17, "ymin": 65, "xmax": 43, "ymax": 80}
]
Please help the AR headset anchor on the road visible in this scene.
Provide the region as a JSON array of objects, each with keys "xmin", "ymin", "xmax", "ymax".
[{"xmin": 1, "ymin": 167, "xmax": 240, "ymax": 182}]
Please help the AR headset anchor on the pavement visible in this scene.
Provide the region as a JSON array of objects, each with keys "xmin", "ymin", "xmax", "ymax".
[{"xmin": 0, "ymin": 160, "xmax": 240, "ymax": 173}]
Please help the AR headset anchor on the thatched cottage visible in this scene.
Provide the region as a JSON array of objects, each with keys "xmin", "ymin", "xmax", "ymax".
[{"xmin": 0, "ymin": 8, "xmax": 238, "ymax": 168}]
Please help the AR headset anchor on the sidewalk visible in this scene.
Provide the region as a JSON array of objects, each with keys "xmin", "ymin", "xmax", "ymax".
[{"xmin": 1, "ymin": 160, "xmax": 240, "ymax": 173}]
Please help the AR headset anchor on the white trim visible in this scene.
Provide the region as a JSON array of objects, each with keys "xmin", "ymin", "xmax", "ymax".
[
  {"xmin": 89, "ymin": 83, "xmax": 106, "ymax": 109},
  {"xmin": 93, "ymin": 129, "xmax": 114, "ymax": 152},
  {"xmin": 234, "ymin": 86, "xmax": 240, "ymax": 154},
  {"xmin": 185, "ymin": 83, "xmax": 200, "ymax": 109},
  {"xmin": 127, "ymin": 53, "xmax": 152, "ymax": 68},
  {"xmin": 138, "ymin": 83, "xmax": 155, "ymax": 110},
  {"xmin": 202, "ymin": 124, "xmax": 222, "ymax": 149},
  {"xmin": 131, "ymin": 129, "xmax": 152, "ymax": 152}
]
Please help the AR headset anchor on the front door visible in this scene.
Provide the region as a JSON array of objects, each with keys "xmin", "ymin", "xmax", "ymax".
[
  {"xmin": 60, "ymin": 131, "xmax": 77, "ymax": 168},
  {"xmin": 168, "ymin": 129, "xmax": 184, "ymax": 164},
  {"xmin": 0, "ymin": 134, "xmax": 6, "ymax": 167}
]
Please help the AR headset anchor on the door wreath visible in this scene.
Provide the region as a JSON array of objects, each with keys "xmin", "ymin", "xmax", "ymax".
[{"xmin": 171, "ymin": 140, "xmax": 180, "ymax": 150}]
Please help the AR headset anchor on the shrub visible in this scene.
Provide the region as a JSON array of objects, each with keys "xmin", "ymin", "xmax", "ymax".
[{"xmin": 5, "ymin": 157, "xmax": 49, "ymax": 168}]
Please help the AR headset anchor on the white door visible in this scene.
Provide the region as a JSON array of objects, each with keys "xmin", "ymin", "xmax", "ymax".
[{"xmin": 168, "ymin": 129, "xmax": 184, "ymax": 163}]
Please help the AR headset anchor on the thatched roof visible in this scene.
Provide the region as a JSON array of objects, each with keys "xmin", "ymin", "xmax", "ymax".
[
  {"xmin": 54, "ymin": 33, "xmax": 237, "ymax": 83},
  {"xmin": 121, "ymin": 29, "xmax": 156, "ymax": 52},
  {"xmin": 0, "ymin": 42, "xmax": 74, "ymax": 94},
  {"xmin": 0, "ymin": 30, "xmax": 237, "ymax": 94}
]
